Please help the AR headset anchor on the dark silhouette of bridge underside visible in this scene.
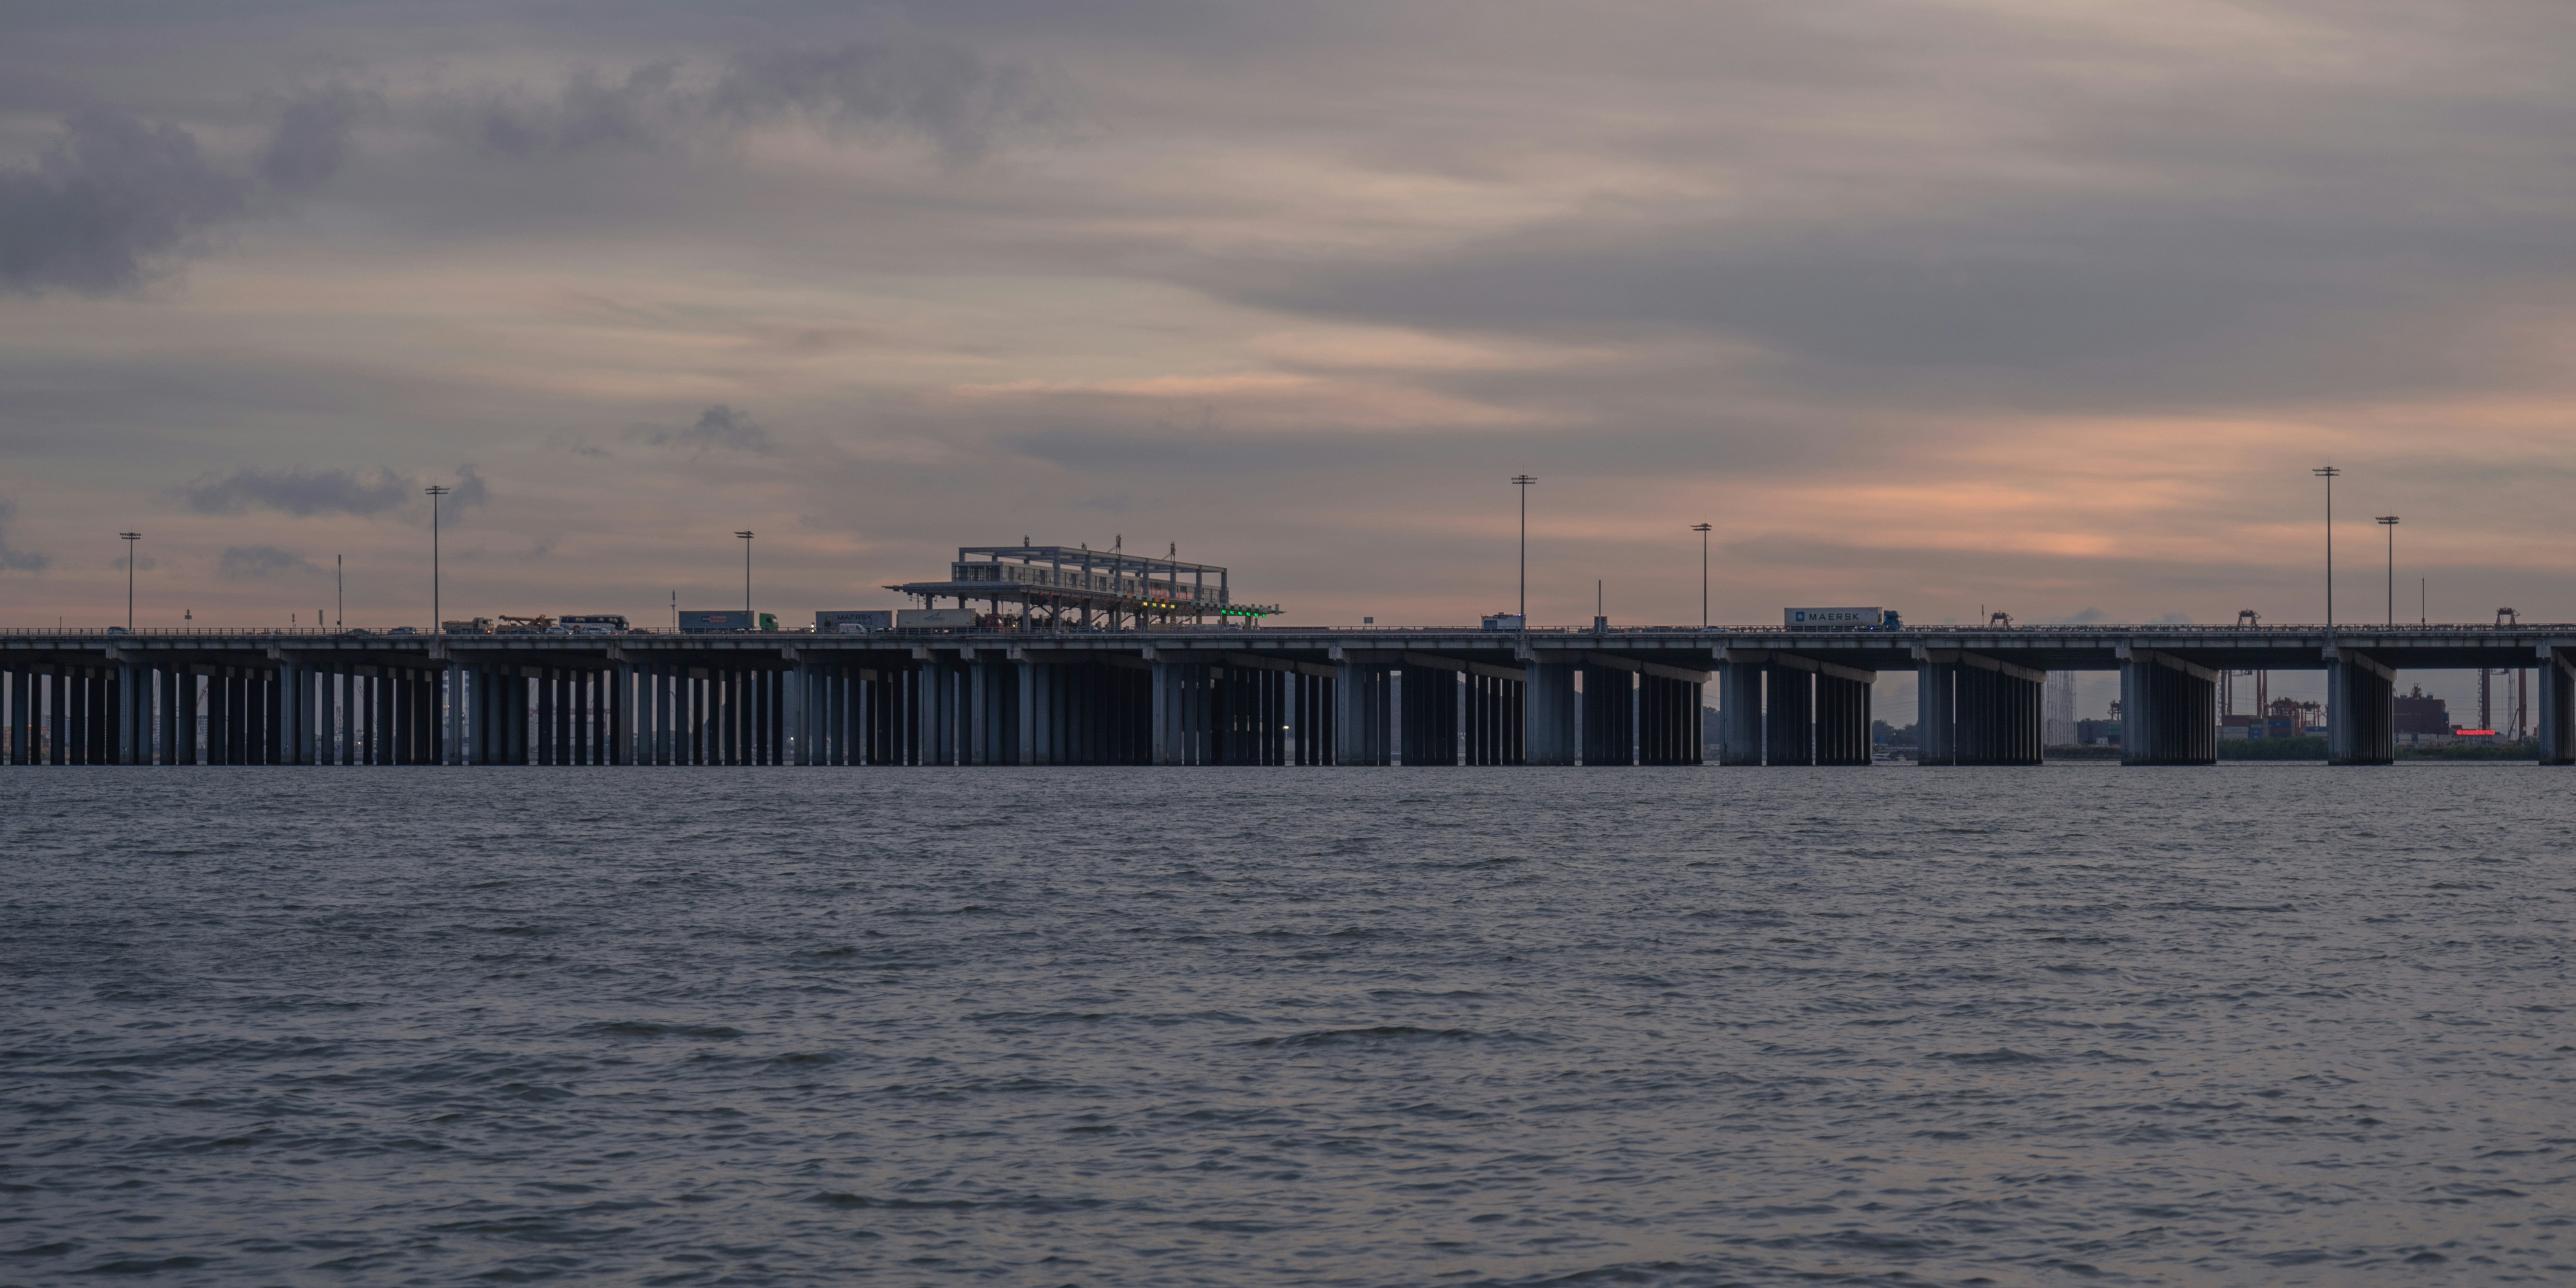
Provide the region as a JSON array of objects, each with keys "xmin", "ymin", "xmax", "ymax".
[{"xmin": 5, "ymin": 625, "xmax": 2569, "ymax": 768}]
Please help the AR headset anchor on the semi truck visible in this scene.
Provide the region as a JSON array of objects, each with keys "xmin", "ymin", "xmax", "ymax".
[{"xmin": 1785, "ymin": 607, "xmax": 1900, "ymax": 630}]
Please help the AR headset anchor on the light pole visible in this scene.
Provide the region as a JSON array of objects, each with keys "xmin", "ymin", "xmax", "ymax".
[
  {"xmin": 1512, "ymin": 475, "xmax": 1536, "ymax": 624},
  {"xmin": 736, "ymin": 531, "xmax": 754, "ymax": 624},
  {"xmin": 2313, "ymin": 465, "xmax": 2340, "ymax": 625},
  {"xmin": 1691, "ymin": 522, "xmax": 1711, "ymax": 628},
  {"xmin": 119, "ymin": 532, "xmax": 139, "ymax": 630},
  {"xmin": 2376, "ymin": 515, "xmax": 2398, "ymax": 627},
  {"xmin": 425, "ymin": 484, "xmax": 451, "ymax": 633}
]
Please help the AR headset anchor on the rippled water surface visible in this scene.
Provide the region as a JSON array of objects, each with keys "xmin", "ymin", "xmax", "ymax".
[{"xmin": 5, "ymin": 765, "xmax": 2574, "ymax": 1285}]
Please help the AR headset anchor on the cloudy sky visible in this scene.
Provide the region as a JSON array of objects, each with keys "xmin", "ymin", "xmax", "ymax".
[{"xmin": 5, "ymin": 0, "xmax": 2573, "ymax": 698}]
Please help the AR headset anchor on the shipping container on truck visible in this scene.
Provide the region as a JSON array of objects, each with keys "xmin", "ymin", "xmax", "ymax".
[
  {"xmin": 817, "ymin": 610, "xmax": 895, "ymax": 633},
  {"xmin": 679, "ymin": 609, "xmax": 755, "ymax": 633},
  {"xmin": 897, "ymin": 607, "xmax": 978, "ymax": 630},
  {"xmin": 1784, "ymin": 606, "xmax": 1886, "ymax": 629}
]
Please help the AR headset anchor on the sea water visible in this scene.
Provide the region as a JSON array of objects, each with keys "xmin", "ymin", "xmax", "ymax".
[{"xmin": 3, "ymin": 765, "xmax": 2571, "ymax": 1285}]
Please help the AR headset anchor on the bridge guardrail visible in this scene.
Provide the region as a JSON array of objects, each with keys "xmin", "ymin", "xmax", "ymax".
[{"xmin": 6, "ymin": 622, "xmax": 2573, "ymax": 638}]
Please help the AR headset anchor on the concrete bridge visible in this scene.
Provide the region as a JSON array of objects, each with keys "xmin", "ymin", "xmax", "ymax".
[{"xmin": 4, "ymin": 624, "xmax": 2571, "ymax": 768}]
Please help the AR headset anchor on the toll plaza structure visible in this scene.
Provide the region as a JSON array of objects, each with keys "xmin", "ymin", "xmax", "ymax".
[
  {"xmin": 888, "ymin": 544, "xmax": 1282, "ymax": 630},
  {"xmin": 3, "ymin": 623, "xmax": 2572, "ymax": 768}
]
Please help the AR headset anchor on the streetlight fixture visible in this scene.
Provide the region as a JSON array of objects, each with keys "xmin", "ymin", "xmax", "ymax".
[
  {"xmin": 736, "ymin": 531, "xmax": 754, "ymax": 622},
  {"xmin": 425, "ymin": 484, "xmax": 451, "ymax": 633},
  {"xmin": 119, "ymin": 532, "xmax": 139, "ymax": 630},
  {"xmin": 2313, "ymin": 465, "xmax": 2341, "ymax": 625},
  {"xmin": 1511, "ymin": 476, "xmax": 1536, "ymax": 624},
  {"xmin": 2376, "ymin": 515, "xmax": 2398, "ymax": 627},
  {"xmin": 1691, "ymin": 523, "xmax": 1712, "ymax": 629}
]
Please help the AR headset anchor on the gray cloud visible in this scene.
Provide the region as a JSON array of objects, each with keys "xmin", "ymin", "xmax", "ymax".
[
  {"xmin": 712, "ymin": 37, "xmax": 1048, "ymax": 159},
  {"xmin": 454, "ymin": 35, "xmax": 1048, "ymax": 162},
  {"xmin": 627, "ymin": 405, "xmax": 772, "ymax": 453},
  {"xmin": 183, "ymin": 466, "xmax": 412, "ymax": 516},
  {"xmin": 0, "ymin": 497, "xmax": 49, "ymax": 572},
  {"xmin": 218, "ymin": 545, "xmax": 319, "ymax": 580},
  {"xmin": 448, "ymin": 464, "xmax": 489, "ymax": 509},
  {"xmin": 179, "ymin": 466, "xmax": 482, "ymax": 517},
  {"xmin": 0, "ymin": 87, "xmax": 373, "ymax": 297},
  {"xmin": 0, "ymin": 109, "xmax": 249, "ymax": 296},
  {"xmin": 259, "ymin": 83, "xmax": 374, "ymax": 192},
  {"xmin": 471, "ymin": 63, "xmax": 688, "ymax": 159}
]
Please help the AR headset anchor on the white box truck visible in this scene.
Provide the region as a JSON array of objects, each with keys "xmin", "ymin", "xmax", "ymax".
[
  {"xmin": 897, "ymin": 607, "xmax": 978, "ymax": 630},
  {"xmin": 816, "ymin": 610, "xmax": 895, "ymax": 633}
]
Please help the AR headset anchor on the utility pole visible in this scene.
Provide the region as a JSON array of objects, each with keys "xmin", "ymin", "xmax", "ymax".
[
  {"xmin": 736, "ymin": 532, "xmax": 754, "ymax": 623},
  {"xmin": 2376, "ymin": 516, "xmax": 2398, "ymax": 626},
  {"xmin": 119, "ymin": 532, "xmax": 139, "ymax": 630},
  {"xmin": 336, "ymin": 554, "xmax": 344, "ymax": 629},
  {"xmin": 2313, "ymin": 466, "xmax": 2340, "ymax": 625},
  {"xmin": 426, "ymin": 484, "xmax": 451, "ymax": 633},
  {"xmin": 1692, "ymin": 523, "xmax": 1711, "ymax": 628},
  {"xmin": 1512, "ymin": 475, "xmax": 1536, "ymax": 624}
]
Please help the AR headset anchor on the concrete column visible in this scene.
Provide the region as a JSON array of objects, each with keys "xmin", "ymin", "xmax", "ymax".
[
  {"xmin": 1716, "ymin": 662, "xmax": 1763, "ymax": 765},
  {"xmin": 280, "ymin": 662, "xmax": 303, "ymax": 765},
  {"xmin": 1017, "ymin": 662, "xmax": 1042, "ymax": 765},
  {"xmin": 644, "ymin": 667, "xmax": 662, "ymax": 765},
  {"xmin": 1330, "ymin": 662, "xmax": 1360, "ymax": 765},
  {"xmin": 442, "ymin": 664, "xmax": 459, "ymax": 764},
  {"xmin": 914, "ymin": 661, "xmax": 950, "ymax": 766},
  {"xmin": 1959, "ymin": 658, "xmax": 2043, "ymax": 766},
  {"xmin": 1764, "ymin": 665, "xmax": 1814, "ymax": 766},
  {"xmin": 1153, "ymin": 661, "xmax": 1180, "ymax": 765},
  {"xmin": 1816, "ymin": 670, "xmax": 1874, "ymax": 766},
  {"xmin": 1915, "ymin": 660, "xmax": 1958, "ymax": 765},
  {"xmin": 2538, "ymin": 648, "xmax": 2575, "ymax": 766},
  {"xmin": 1524, "ymin": 661, "xmax": 1577, "ymax": 765},
  {"xmin": 116, "ymin": 662, "xmax": 139, "ymax": 764},
  {"xmin": 2326, "ymin": 647, "xmax": 2394, "ymax": 766},
  {"xmin": 2121, "ymin": 648, "xmax": 2217, "ymax": 766},
  {"xmin": 1578, "ymin": 664, "xmax": 1633, "ymax": 766},
  {"xmin": 786, "ymin": 661, "xmax": 807, "ymax": 766}
]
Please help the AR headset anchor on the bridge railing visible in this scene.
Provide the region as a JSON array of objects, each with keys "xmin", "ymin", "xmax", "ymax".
[{"xmin": 5, "ymin": 621, "xmax": 2571, "ymax": 639}]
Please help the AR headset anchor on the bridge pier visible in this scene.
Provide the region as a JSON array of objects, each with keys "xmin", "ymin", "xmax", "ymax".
[
  {"xmin": 918, "ymin": 660, "xmax": 956, "ymax": 765},
  {"xmin": 1153, "ymin": 661, "xmax": 1181, "ymax": 764},
  {"xmin": 1580, "ymin": 660, "xmax": 1635, "ymax": 765},
  {"xmin": 1917, "ymin": 650, "xmax": 2041, "ymax": 765},
  {"xmin": 1637, "ymin": 670, "xmax": 1704, "ymax": 765},
  {"xmin": 1525, "ymin": 661, "xmax": 1577, "ymax": 765},
  {"xmin": 1764, "ymin": 662, "xmax": 1814, "ymax": 766},
  {"xmin": 1815, "ymin": 669, "xmax": 1871, "ymax": 765},
  {"xmin": 1716, "ymin": 662, "xmax": 1761, "ymax": 765},
  {"xmin": 287, "ymin": 661, "xmax": 309, "ymax": 765},
  {"xmin": 2534, "ymin": 648, "xmax": 2576, "ymax": 766},
  {"xmin": 2325, "ymin": 647, "xmax": 2394, "ymax": 765},
  {"xmin": 1333, "ymin": 661, "xmax": 1391, "ymax": 765},
  {"xmin": 1400, "ymin": 659, "xmax": 1460, "ymax": 765},
  {"xmin": 1462, "ymin": 667, "xmax": 1525, "ymax": 765},
  {"xmin": 2121, "ymin": 649, "xmax": 2216, "ymax": 765}
]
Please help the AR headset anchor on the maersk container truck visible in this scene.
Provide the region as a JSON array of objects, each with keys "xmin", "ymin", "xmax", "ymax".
[{"xmin": 1785, "ymin": 606, "xmax": 1887, "ymax": 629}]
